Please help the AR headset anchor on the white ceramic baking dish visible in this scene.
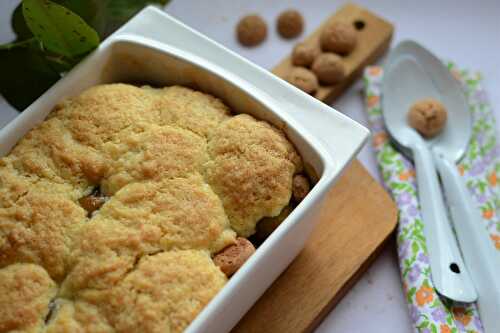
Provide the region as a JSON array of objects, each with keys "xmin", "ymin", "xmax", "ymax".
[{"xmin": 0, "ymin": 7, "xmax": 369, "ymax": 333}]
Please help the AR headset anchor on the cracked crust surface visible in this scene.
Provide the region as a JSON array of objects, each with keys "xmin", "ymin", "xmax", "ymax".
[
  {"xmin": 97, "ymin": 175, "xmax": 236, "ymax": 253},
  {"xmin": 0, "ymin": 192, "xmax": 87, "ymax": 281},
  {"xmin": 0, "ymin": 264, "xmax": 57, "ymax": 333},
  {"xmin": 0, "ymin": 83, "xmax": 302, "ymax": 332},
  {"xmin": 99, "ymin": 251, "xmax": 226, "ymax": 333},
  {"xmin": 150, "ymin": 85, "xmax": 231, "ymax": 139},
  {"xmin": 101, "ymin": 124, "xmax": 209, "ymax": 195},
  {"xmin": 51, "ymin": 84, "xmax": 160, "ymax": 149},
  {"xmin": 45, "ymin": 299, "xmax": 114, "ymax": 333},
  {"xmin": 205, "ymin": 114, "xmax": 302, "ymax": 236},
  {"xmin": 0, "ymin": 117, "xmax": 107, "ymax": 205},
  {"xmin": 62, "ymin": 251, "xmax": 226, "ymax": 333}
]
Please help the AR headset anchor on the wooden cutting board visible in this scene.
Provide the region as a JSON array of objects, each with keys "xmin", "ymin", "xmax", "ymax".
[
  {"xmin": 273, "ymin": 3, "xmax": 394, "ymax": 104},
  {"xmin": 233, "ymin": 4, "xmax": 397, "ymax": 333}
]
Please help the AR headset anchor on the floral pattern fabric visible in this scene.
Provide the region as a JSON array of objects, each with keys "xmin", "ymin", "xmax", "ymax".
[{"xmin": 363, "ymin": 64, "xmax": 499, "ymax": 333}]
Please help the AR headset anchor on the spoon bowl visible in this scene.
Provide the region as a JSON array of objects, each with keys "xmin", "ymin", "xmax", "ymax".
[{"xmin": 383, "ymin": 40, "xmax": 471, "ymax": 161}]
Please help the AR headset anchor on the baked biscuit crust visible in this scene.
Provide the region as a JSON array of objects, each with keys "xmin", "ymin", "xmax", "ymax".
[
  {"xmin": 0, "ymin": 84, "xmax": 303, "ymax": 332},
  {"xmin": 205, "ymin": 114, "xmax": 302, "ymax": 236},
  {"xmin": 0, "ymin": 192, "xmax": 86, "ymax": 281},
  {"xmin": 0, "ymin": 264, "xmax": 57, "ymax": 333}
]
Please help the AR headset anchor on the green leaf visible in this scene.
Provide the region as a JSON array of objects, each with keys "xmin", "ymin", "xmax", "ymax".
[
  {"xmin": 103, "ymin": 0, "xmax": 170, "ymax": 36},
  {"xmin": 407, "ymin": 287, "xmax": 416, "ymax": 303},
  {"xmin": 0, "ymin": 38, "xmax": 37, "ymax": 51},
  {"xmin": 55, "ymin": 0, "xmax": 107, "ymax": 37},
  {"xmin": 1, "ymin": 0, "xmax": 172, "ymax": 112},
  {"xmin": 54, "ymin": 0, "xmax": 170, "ymax": 38},
  {"xmin": 403, "ymin": 259, "xmax": 411, "ymax": 268},
  {"xmin": 12, "ymin": 4, "xmax": 33, "ymax": 41},
  {"xmin": 416, "ymin": 321, "xmax": 428, "ymax": 329},
  {"xmin": 22, "ymin": 0, "xmax": 100, "ymax": 58},
  {"xmin": 0, "ymin": 43, "xmax": 60, "ymax": 110},
  {"xmin": 411, "ymin": 241, "xmax": 419, "ymax": 253},
  {"xmin": 415, "ymin": 233, "xmax": 426, "ymax": 243},
  {"xmin": 44, "ymin": 52, "xmax": 80, "ymax": 72},
  {"xmin": 381, "ymin": 154, "xmax": 394, "ymax": 165}
]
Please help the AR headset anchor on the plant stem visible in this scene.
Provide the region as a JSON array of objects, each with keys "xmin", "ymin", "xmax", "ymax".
[{"xmin": 0, "ymin": 38, "xmax": 37, "ymax": 50}]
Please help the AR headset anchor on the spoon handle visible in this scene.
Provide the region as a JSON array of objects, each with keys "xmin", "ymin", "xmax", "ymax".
[
  {"xmin": 433, "ymin": 150, "xmax": 500, "ymax": 332},
  {"xmin": 409, "ymin": 140, "xmax": 477, "ymax": 302}
]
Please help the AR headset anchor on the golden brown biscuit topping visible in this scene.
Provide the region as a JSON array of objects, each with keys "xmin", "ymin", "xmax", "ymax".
[
  {"xmin": 0, "ymin": 84, "xmax": 304, "ymax": 332},
  {"xmin": 0, "ymin": 193, "xmax": 86, "ymax": 281},
  {"xmin": 0, "ymin": 264, "xmax": 57, "ymax": 333},
  {"xmin": 205, "ymin": 114, "xmax": 302, "ymax": 236}
]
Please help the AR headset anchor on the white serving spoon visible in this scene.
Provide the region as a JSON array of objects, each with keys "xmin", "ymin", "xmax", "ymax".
[
  {"xmin": 382, "ymin": 53, "xmax": 477, "ymax": 303},
  {"xmin": 395, "ymin": 41, "xmax": 500, "ymax": 332},
  {"xmin": 383, "ymin": 40, "xmax": 500, "ymax": 330}
]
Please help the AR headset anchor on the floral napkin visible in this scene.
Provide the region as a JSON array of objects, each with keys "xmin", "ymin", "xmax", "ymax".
[{"xmin": 363, "ymin": 64, "xmax": 500, "ymax": 333}]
